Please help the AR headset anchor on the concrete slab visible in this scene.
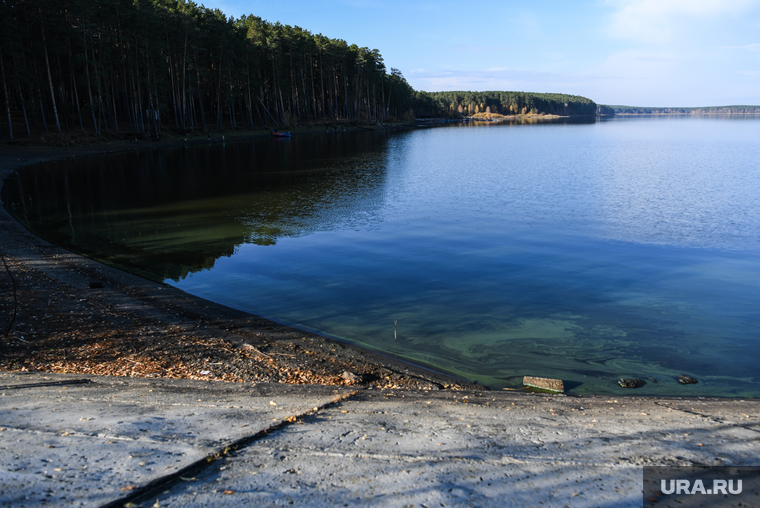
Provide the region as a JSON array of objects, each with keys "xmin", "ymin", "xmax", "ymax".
[
  {"xmin": 149, "ymin": 390, "xmax": 760, "ymax": 508},
  {"xmin": 1, "ymin": 373, "xmax": 758, "ymax": 507},
  {"xmin": 0, "ymin": 372, "xmax": 355, "ymax": 507}
]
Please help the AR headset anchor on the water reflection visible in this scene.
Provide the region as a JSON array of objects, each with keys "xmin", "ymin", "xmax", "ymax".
[
  {"xmin": 466, "ymin": 116, "xmax": 600, "ymax": 126},
  {"xmin": 4, "ymin": 132, "xmax": 393, "ymax": 281}
]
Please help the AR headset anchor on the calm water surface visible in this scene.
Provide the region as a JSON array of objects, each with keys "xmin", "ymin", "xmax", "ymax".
[{"xmin": 5, "ymin": 116, "xmax": 760, "ymax": 396}]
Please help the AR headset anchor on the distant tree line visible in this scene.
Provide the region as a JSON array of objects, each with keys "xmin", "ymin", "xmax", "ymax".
[
  {"xmin": 606, "ymin": 105, "xmax": 760, "ymax": 115},
  {"xmin": 0, "ymin": 0, "xmax": 425, "ymax": 140},
  {"xmin": 418, "ymin": 91, "xmax": 599, "ymax": 117},
  {"xmin": 596, "ymin": 104, "xmax": 615, "ymax": 116}
]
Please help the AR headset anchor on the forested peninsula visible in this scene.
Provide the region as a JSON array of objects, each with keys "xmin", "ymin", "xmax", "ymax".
[
  {"xmin": 420, "ymin": 91, "xmax": 600, "ymax": 118},
  {"xmin": 0, "ymin": 0, "xmax": 602, "ymax": 142}
]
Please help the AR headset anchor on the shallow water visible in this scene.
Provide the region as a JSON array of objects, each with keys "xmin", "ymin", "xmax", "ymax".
[{"xmin": 5, "ymin": 116, "xmax": 760, "ymax": 396}]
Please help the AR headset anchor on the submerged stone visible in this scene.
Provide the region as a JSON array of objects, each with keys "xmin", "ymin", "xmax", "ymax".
[
  {"xmin": 523, "ymin": 376, "xmax": 564, "ymax": 393},
  {"xmin": 618, "ymin": 378, "xmax": 646, "ymax": 389},
  {"xmin": 678, "ymin": 374, "xmax": 698, "ymax": 385}
]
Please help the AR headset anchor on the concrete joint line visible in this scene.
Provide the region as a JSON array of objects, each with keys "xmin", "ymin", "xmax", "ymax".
[
  {"xmin": 654, "ymin": 402, "xmax": 711, "ymax": 419},
  {"xmin": 0, "ymin": 425, "xmax": 159, "ymax": 444},
  {"xmin": 263, "ymin": 449, "xmax": 533, "ymax": 465},
  {"xmin": 0, "ymin": 378, "xmax": 92, "ymax": 390},
  {"xmin": 100, "ymin": 386, "xmax": 367, "ymax": 508},
  {"xmin": 654, "ymin": 401, "xmax": 760, "ymax": 434},
  {"xmin": 260, "ymin": 447, "xmax": 636, "ymax": 469}
]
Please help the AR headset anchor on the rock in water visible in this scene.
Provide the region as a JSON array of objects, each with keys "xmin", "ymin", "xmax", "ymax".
[
  {"xmin": 678, "ymin": 374, "xmax": 698, "ymax": 385},
  {"xmin": 618, "ymin": 378, "xmax": 646, "ymax": 389},
  {"xmin": 523, "ymin": 376, "xmax": 564, "ymax": 393}
]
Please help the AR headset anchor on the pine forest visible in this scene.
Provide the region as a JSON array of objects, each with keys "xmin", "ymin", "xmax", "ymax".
[{"xmin": 0, "ymin": 0, "xmax": 600, "ymax": 141}]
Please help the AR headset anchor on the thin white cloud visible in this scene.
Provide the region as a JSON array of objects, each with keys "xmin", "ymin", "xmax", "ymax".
[
  {"xmin": 450, "ymin": 45, "xmax": 516, "ymax": 53},
  {"xmin": 599, "ymin": 48, "xmax": 682, "ymax": 86},
  {"xmin": 721, "ymin": 43, "xmax": 760, "ymax": 52},
  {"xmin": 545, "ymin": 52, "xmax": 566, "ymax": 61},
  {"xmin": 410, "ymin": 68, "xmax": 603, "ymax": 94},
  {"xmin": 606, "ymin": 0, "xmax": 758, "ymax": 43}
]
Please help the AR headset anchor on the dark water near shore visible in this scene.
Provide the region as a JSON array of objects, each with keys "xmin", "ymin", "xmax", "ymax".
[{"xmin": 4, "ymin": 116, "xmax": 760, "ymax": 396}]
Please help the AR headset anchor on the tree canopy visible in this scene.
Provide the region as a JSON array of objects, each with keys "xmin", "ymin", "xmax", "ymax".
[{"xmin": 0, "ymin": 0, "xmax": 424, "ymax": 139}]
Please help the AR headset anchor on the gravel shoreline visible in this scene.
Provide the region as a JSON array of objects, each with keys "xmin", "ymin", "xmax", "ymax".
[{"xmin": 0, "ymin": 135, "xmax": 474, "ymax": 391}]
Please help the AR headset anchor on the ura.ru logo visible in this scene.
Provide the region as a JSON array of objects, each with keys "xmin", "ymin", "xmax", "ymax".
[{"xmin": 661, "ymin": 479, "xmax": 742, "ymax": 495}]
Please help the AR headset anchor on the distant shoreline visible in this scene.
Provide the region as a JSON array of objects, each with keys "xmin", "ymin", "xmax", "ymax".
[
  {"xmin": 613, "ymin": 112, "xmax": 760, "ymax": 116},
  {"xmin": 603, "ymin": 105, "xmax": 760, "ymax": 116},
  {"xmin": 468, "ymin": 113, "xmax": 568, "ymax": 119}
]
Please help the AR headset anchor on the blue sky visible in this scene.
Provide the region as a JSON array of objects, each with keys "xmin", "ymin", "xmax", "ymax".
[{"xmin": 206, "ymin": 0, "xmax": 760, "ymax": 107}]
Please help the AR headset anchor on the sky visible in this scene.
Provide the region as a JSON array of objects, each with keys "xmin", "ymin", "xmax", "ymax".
[{"xmin": 205, "ymin": 0, "xmax": 760, "ymax": 107}]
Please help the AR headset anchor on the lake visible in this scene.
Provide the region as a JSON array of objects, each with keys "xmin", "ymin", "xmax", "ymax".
[{"xmin": 4, "ymin": 116, "xmax": 760, "ymax": 397}]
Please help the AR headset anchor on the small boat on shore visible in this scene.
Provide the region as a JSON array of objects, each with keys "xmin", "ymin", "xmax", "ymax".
[{"xmin": 272, "ymin": 131, "xmax": 291, "ymax": 138}]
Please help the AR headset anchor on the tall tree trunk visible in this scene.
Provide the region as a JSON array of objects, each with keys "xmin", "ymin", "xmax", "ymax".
[
  {"xmin": 300, "ymin": 62, "xmax": 309, "ymax": 124},
  {"xmin": 40, "ymin": 17, "xmax": 61, "ymax": 133},
  {"xmin": 17, "ymin": 84, "xmax": 30, "ymax": 137},
  {"xmin": 164, "ymin": 20, "xmax": 180, "ymax": 129},
  {"xmin": 10, "ymin": 55, "xmax": 30, "ymax": 136},
  {"xmin": 228, "ymin": 69, "xmax": 236, "ymax": 129},
  {"xmin": 289, "ymin": 52, "xmax": 299, "ymax": 125},
  {"xmin": 246, "ymin": 59, "xmax": 253, "ymax": 128},
  {"xmin": 309, "ymin": 53, "xmax": 317, "ymax": 123},
  {"xmin": 331, "ymin": 62, "xmax": 337, "ymax": 120},
  {"xmin": 134, "ymin": 43, "xmax": 143, "ymax": 133},
  {"xmin": 81, "ymin": 27, "xmax": 99, "ymax": 134},
  {"xmin": 195, "ymin": 52, "xmax": 206, "ymax": 130},
  {"xmin": 366, "ymin": 79, "xmax": 371, "ymax": 122},
  {"xmin": 181, "ymin": 27, "xmax": 188, "ymax": 129},
  {"xmin": 113, "ymin": 7, "xmax": 125, "ymax": 133},
  {"xmin": 54, "ymin": 53, "xmax": 69, "ymax": 132},
  {"xmin": 343, "ymin": 66, "xmax": 349, "ymax": 122},
  {"xmin": 110, "ymin": 74, "xmax": 119, "ymax": 133},
  {"xmin": 147, "ymin": 77, "xmax": 156, "ymax": 138},
  {"xmin": 319, "ymin": 49, "xmax": 326, "ymax": 122},
  {"xmin": 271, "ymin": 58, "xmax": 280, "ymax": 124},
  {"xmin": 39, "ymin": 96, "xmax": 48, "ymax": 132},
  {"xmin": 279, "ymin": 87, "xmax": 286, "ymax": 126},
  {"xmin": 153, "ymin": 85, "xmax": 162, "ymax": 137},
  {"xmin": 0, "ymin": 49, "xmax": 13, "ymax": 139},
  {"xmin": 258, "ymin": 94, "xmax": 278, "ymax": 126},
  {"xmin": 380, "ymin": 74, "xmax": 386, "ymax": 122},
  {"xmin": 216, "ymin": 48, "xmax": 224, "ymax": 129},
  {"xmin": 91, "ymin": 35, "xmax": 107, "ymax": 133},
  {"xmin": 386, "ymin": 80, "xmax": 392, "ymax": 119},
  {"xmin": 124, "ymin": 59, "xmax": 134, "ymax": 130},
  {"xmin": 67, "ymin": 39, "xmax": 84, "ymax": 132}
]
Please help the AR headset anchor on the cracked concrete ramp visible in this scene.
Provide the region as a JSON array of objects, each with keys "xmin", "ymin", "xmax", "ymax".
[
  {"xmin": 147, "ymin": 389, "xmax": 759, "ymax": 508},
  {"xmin": 0, "ymin": 372, "xmax": 354, "ymax": 507},
  {"xmin": 0, "ymin": 373, "xmax": 759, "ymax": 508}
]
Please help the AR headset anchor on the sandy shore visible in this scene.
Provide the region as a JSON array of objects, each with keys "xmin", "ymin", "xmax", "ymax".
[{"xmin": 0, "ymin": 132, "xmax": 472, "ymax": 391}]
